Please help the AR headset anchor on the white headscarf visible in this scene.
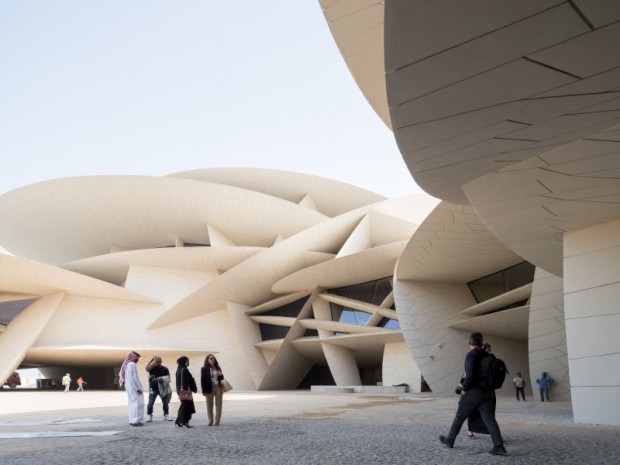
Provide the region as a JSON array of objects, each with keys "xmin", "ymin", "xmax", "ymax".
[{"xmin": 119, "ymin": 351, "xmax": 140, "ymax": 386}]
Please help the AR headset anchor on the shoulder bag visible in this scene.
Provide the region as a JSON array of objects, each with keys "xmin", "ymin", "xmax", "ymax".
[
  {"xmin": 179, "ymin": 368, "xmax": 193, "ymax": 401},
  {"xmin": 220, "ymin": 379, "xmax": 233, "ymax": 393}
]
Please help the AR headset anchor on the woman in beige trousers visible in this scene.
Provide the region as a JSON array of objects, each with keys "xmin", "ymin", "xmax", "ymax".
[{"xmin": 200, "ymin": 354, "xmax": 224, "ymax": 426}]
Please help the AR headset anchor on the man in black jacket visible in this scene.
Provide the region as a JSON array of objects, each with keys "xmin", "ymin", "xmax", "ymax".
[
  {"xmin": 145, "ymin": 356, "xmax": 173, "ymax": 422},
  {"xmin": 439, "ymin": 332, "xmax": 507, "ymax": 455}
]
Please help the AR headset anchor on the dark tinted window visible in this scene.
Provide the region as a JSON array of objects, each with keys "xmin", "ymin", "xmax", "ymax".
[
  {"xmin": 468, "ymin": 262, "xmax": 535, "ymax": 303},
  {"xmin": 328, "ymin": 277, "xmax": 392, "ymax": 305}
]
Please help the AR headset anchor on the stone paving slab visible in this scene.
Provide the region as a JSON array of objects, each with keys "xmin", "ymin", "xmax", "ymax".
[{"xmin": 1, "ymin": 391, "xmax": 619, "ymax": 464}]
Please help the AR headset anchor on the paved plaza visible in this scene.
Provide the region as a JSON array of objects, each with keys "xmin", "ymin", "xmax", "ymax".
[{"xmin": 1, "ymin": 390, "xmax": 619, "ymax": 464}]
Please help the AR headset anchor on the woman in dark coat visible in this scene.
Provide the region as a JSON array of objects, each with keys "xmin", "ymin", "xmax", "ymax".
[{"xmin": 175, "ymin": 356, "xmax": 197, "ymax": 428}]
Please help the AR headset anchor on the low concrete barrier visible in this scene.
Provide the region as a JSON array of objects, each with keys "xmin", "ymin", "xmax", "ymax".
[{"xmin": 311, "ymin": 385, "xmax": 408, "ymax": 394}]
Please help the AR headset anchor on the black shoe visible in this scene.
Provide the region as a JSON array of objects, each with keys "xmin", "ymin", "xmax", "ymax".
[
  {"xmin": 183, "ymin": 423, "xmax": 193, "ymax": 428},
  {"xmin": 489, "ymin": 445, "xmax": 507, "ymax": 456},
  {"xmin": 130, "ymin": 422, "xmax": 143, "ymax": 427},
  {"xmin": 175, "ymin": 422, "xmax": 182, "ymax": 427},
  {"xmin": 439, "ymin": 435, "xmax": 454, "ymax": 448}
]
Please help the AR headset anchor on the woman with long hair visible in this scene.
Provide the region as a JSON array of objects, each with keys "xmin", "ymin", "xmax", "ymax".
[
  {"xmin": 175, "ymin": 356, "xmax": 197, "ymax": 428},
  {"xmin": 200, "ymin": 353, "xmax": 225, "ymax": 426}
]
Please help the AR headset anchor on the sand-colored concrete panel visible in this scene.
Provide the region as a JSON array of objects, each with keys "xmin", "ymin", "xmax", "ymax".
[
  {"xmin": 529, "ymin": 318, "xmax": 566, "ymax": 340},
  {"xmin": 337, "ymin": 214, "xmax": 370, "ymax": 258},
  {"xmin": 0, "ymin": 176, "xmax": 331, "ymax": 264},
  {"xmin": 529, "ymin": 268, "xmax": 570, "ymax": 401},
  {"xmin": 564, "ymin": 282, "xmax": 620, "ymax": 320},
  {"xmin": 273, "ymin": 241, "xmax": 407, "ymax": 294},
  {"xmin": 564, "ymin": 247, "xmax": 620, "ymax": 294},
  {"xmin": 168, "ymin": 167, "xmax": 386, "ymax": 218},
  {"xmin": 394, "ymin": 280, "xmax": 477, "ymax": 397},
  {"xmin": 321, "ymin": 343, "xmax": 361, "ymax": 386},
  {"xmin": 227, "ymin": 301, "xmax": 267, "ymax": 389},
  {"xmin": 0, "ymin": 293, "xmax": 64, "ymax": 383},
  {"xmin": 569, "ymin": 353, "xmax": 620, "ymax": 387},
  {"xmin": 565, "ymin": 315, "xmax": 620, "ymax": 359},
  {"xmin": 382, "ymin": 342, "xmax": 421, "ymax": 392},
  {"xmin": 571, "ymin": 386, "xmax": 620, "ymax": 425},
  {"xmin": 63, "ymin": 246, "xmax": 263, "ymax": 286},
  {"xmin": 124, "ymin": 266, "xmax": 216, "ymax": 308},
  {"xmin": 564, "ymin": 220, "xmax": 620, "ymax": 421}
]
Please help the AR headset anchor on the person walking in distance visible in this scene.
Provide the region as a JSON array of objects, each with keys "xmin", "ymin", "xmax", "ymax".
[
  {"xmin": 513, "ymin": 372, "xmax": 526, "ymax": 401},
  {"xmin": 62, "ymin": 373, "xmax": 71, "ymax": 393},
  {"xmin": 76, "ymin": 376, "xmax": 87, "ymax": 392},
  {"xmin": 145, "ymin": 356, "xmax": 173, "ymax": 422},
  {"xmin": 439, "ymin": 332, "xmax": 507, "ymax": 456},
  {"xmin": 119, "ymin": 351, "xmax": 145, "ymax": 426},
  {"xmin": 201, "ymin": 354, "xmax": 225, "ymax": 426}
]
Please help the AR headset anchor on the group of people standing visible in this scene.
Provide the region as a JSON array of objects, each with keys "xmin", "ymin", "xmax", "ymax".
[
  {"xmin": 118, "ymin": 351, "xmax": 227, "ymax": 428},
  {"xmin": 511, "ymin": 371, "xmax": 554, "ymax": 402}
]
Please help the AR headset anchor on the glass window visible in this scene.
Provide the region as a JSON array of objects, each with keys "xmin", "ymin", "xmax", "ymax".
[
  {"xmin": 354, "ymin": 311, "xmax": 371, "ymax": 325},
  {"xmin": 263, "ymin": 297, "xmax": 308, "ymax": 318},
  {"xmin": 258, "ymin": 323, "xmax": 289, "ymax": 341},
  {"xmin": 339, "ymin": 310, "xmax": 357, "ymax": 325},
  {"xmin": 328, "ymin": 277, "xmax": 393, "ymax": 305},
  {"xmin": 379, "ymin": 318, "xmax": 400, "ymax": 329},
  {"xmin": 468, "ymin": 261, "xmax": 535, "ymax": 303}
]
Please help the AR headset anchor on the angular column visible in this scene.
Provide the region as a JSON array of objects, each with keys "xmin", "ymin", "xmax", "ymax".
[
  {"xmin": 394, "ymin": 280, "xmax": 475, "ymax": 397},
  {"xmin": 313, "ymin": 297, "xmax": 361, "ymax": 386},
  {"xmin": 564, "ymin": 220, "xmax": 620, "ymax": 425},
  {"xmin": 529, "ymin": 268, "xmax": 570, "ymax": 401},
  {"xmin": 227, "ymin": 301, "xmax": 266, "ymax": 389},
  {"xmin": 0, "ymin": 292, "xmax": 64, "ymax": 382},
  {"xmin": 383, "ymin": 342, "xmax": 421, "ymax": 392}
]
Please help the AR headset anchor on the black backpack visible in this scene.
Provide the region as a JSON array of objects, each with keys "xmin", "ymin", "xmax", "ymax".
[{"xmin": 478, "ymin": 353, "xmax": 508, "ymax": 390}]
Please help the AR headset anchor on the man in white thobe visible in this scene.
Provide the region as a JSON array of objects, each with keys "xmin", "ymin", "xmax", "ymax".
[
  {"xmin": 61, "ymin": 373, "xmax": 71, "ymax": 393},
  {"xmin": 119, "ymin": 351, "xmax": 145, "ymax": 426}
]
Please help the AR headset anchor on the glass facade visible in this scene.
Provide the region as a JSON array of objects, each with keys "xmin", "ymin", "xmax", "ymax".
[
  {"xmin": 336, "ymin": 309, "xmax": 372, "ymax": 325},
  {"xmin": 379, "ymin": 317, "xmax": 400, "ymax": 329},
  {"xmin": 467, "ymin": 261, "xmax": 535, "ymax": 303},
  {"xmin": 258, "ymin": 323, "xmax": 289, "ymax": 341},
  {"xmin": 328, "ymin": 277, "xmax": 392, "ymax": 305},
  {"xmin": 263, "ymin": 297, "xmax": 308, "ymax": 318},
  {"xmin": 327, "ymin": 277, "xmax": 398, "ymax": 334},
  {"xmin": 258, "ymin": 296, "xmax": 309, "ymax": 341}
]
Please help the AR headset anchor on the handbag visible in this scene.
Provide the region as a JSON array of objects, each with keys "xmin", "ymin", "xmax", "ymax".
[
  {"xmin": 179, "ymin": 368, "xmax": 193, "ymax": 401},
  {"xmin": 220, "ymin": 379, "xmax": 233, "ymax": 393},
  {"xmin": 179, "ymin": 388, "xmax": 193, "ymax": 401}
]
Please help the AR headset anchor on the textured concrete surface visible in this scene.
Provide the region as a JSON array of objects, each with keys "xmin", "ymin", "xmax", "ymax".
[{"xmin": 1, "ymin": 390, "xmax": 619, "ymax": 464}]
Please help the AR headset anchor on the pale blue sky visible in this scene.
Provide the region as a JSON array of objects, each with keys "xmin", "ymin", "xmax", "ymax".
[{"xmin": 0, "ymin": 1, "xmax": 420, "ymax": 201}]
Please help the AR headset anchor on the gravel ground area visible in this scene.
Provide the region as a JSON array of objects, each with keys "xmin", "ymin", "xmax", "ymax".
[{"xmin": 1, "ymin": 391, "xmax": 619, "ymax": 464}]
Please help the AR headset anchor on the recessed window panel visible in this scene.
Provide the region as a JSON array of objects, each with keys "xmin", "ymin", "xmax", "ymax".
[
  {"xmin": 263, "ymin": 297, "xmax": 308, "ymax": 318},
  {"xmin": 468, "ymin": 261, "xmax": 535, "ymax": 303},
  {"xmin": 379, "ymin": 318, "xmax": 400, "ymax": 329},
  {"xmin": 258, "ymin": 323, "xmax": 289, "ymax": 341},
  {"xmin": 328, "ymin": 277, "xmax": 393, "ymax": 305}
]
